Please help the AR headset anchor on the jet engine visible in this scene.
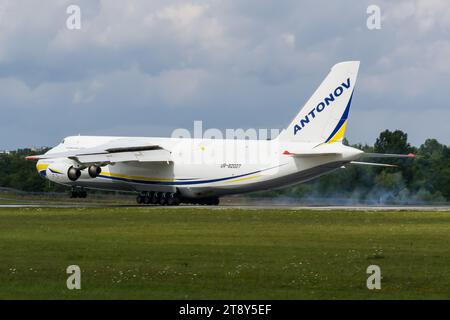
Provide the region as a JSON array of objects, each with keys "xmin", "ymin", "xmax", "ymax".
[
  {"xmin": 68, "ymin": 166, "xmax": 81, "ymax": 181},
  {"xmin": 46, "ymin": 162, "xmax": 102, "ymax": 183},
  {"xmin": 88, "ymin": 165, "xmax": 102, "ymax": 178}
]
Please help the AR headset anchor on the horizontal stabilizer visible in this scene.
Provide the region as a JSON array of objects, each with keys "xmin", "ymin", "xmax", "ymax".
[
  {"xmin": 350, "ymin": 161, "xmax": 398, "ymax": 168},
  {"xmin": 360, "ymin": 153, "xmax": 415, "ymax": 159},
  {"xmin": 282, "ymin": 150, "xmax": 340, "ymax": 157}
]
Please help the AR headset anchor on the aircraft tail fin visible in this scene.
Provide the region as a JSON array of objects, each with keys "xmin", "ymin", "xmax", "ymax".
[{"xmin": 277, "ymin": 61, "xmax": 360, "ymax": 144}]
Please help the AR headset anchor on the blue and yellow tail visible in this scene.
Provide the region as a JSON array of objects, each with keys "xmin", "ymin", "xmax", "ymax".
[{"xmin": 277, "ymin": 61, "xmax": 360, "ymax": 144}]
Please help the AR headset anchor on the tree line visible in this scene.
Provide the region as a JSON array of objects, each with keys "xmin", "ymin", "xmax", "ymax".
[
  {"xmin": 256, "ymin": 130, "xmax": 449, "ymax": 203},
  {"xmin": 0, "ymin": 130, "xmax": 448, "ymax": 203}
]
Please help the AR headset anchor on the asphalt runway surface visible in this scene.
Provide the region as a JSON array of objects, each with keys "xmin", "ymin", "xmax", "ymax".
[{"xmin": 0, "ymin": 203, "xmax": 449, "ymax": 211}]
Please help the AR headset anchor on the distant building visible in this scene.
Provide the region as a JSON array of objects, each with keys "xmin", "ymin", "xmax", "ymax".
[{"xmin": 0, "ymin": 147, "xmax": 48, "ymax": 155}]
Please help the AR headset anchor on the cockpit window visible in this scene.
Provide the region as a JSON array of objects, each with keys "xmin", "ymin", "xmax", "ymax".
[{"xmin": 61, "ymin": 139, "xmax": 65, "ymax": 144}]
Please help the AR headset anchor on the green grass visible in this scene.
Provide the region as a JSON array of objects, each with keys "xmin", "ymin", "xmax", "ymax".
[{"xmin": 0, "ymin": 207, "xmax": 449, "ymax": 299}]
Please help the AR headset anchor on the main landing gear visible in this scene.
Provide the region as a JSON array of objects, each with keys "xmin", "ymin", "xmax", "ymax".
[
  {"xmin": 71, "ymin": 187, "xmax": 87, "ymax": 198},
  {"xmin": 136, "ymin": 191, "xmax": 181, "ymax": 206},
  {"xmin": 136, "ymin": 192, "xmax": 220, "ymax": 206}
]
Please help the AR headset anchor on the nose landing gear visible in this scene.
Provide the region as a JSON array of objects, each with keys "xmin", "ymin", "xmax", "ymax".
[{"xmin": 70, "ymin": 187, "xmax": 87, "ymax": 198}]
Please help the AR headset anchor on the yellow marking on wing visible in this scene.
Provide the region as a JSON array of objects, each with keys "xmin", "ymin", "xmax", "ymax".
[
  {"xmin": 223, "ymin": 175, "xmax": 260, "ymax": 184},
  {"xmin": 327, "ymin": 120, "xmax": 347, "ymax": 144},
  {"xmin": 100, "ymin": 171, "xmax": 176, "ymax": 182}
]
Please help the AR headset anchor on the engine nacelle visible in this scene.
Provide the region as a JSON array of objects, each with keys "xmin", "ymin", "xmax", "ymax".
[
  {"xmin": 88, "ymin": 165, "xmax": 102, "ymax": 178},
  {"xmin": 68, "ymin": 166, "xmax": 81, "ymax": 181},
  {"xmin": 46, "ymin": 163, "xmax": 101, "ymax": 183},
  {"xmin": 46, "ymin": 163, "xmax": 81, "ymax": 184}
]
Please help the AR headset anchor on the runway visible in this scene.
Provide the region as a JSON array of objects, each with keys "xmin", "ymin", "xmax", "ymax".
[{"xmin": 0, "ymin": 203, "xmax": 449, "ymax": 211}]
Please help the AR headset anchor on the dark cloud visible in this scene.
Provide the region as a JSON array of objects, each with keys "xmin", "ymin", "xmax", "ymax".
[{"xmin": 0, "ymin": 0, "xmax": 449, "ymax": 149}]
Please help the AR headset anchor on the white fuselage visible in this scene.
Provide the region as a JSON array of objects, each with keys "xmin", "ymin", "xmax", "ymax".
[{"xmin": 37, "ymin": 135, "xmax": 363, "ymax": 199}]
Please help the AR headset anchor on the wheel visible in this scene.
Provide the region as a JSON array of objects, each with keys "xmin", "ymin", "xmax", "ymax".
[
  {"xmin": 151, "ymin": 192, "xmax": 159, "ymax": 205},
  {"xmin": 173, "ymin": 194, "xmax": 181, "ymax": 205},
  {"xmin": 147, "ymin": 192, "xmax": 155, "ymax": 205},
  {"xmin": 167, "ymin": 193, "xmax": 180, "ymax": 206},
  {"xmin": 71, "ymin": 190, "xmax": 87, "ymax": 198},
  {"xmin": 143, "ymin": 193, "xmax": 151, "ymax": 204},
  {"xmin": 136, "ymin": 195, "xmax": 143, "ymax": 204},
  {"xmin": 167, "ymin": 194, "xmax": 175, "ymax": 206},
  {"xmin": 159, "ymin": 193, "xmax": 168, "ymax": 205}
]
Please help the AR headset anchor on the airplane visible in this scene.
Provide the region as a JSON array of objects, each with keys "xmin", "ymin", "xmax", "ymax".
[{"xmin": 26, "ymin": 61, "xmax": 414, "ymax": 205}]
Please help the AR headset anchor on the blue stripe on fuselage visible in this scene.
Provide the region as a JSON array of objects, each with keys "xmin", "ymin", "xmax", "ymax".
[{"xmin": 97, "ymin": 164, "xmax": 285, "ymax": 186}]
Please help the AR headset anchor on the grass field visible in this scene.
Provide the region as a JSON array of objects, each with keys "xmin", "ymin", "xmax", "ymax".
[{"xmin": 0, "ymin": 207, "xmax": 449, "ymax": 299}]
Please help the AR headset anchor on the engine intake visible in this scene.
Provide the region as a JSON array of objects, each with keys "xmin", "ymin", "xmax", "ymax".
[
  {"xmin": 68, "ymin": 166, "xmax": 81, "ymax": 181},
  {"xmin": 88, "ymin": 165, "xmax": 102, "ymax": 178}
]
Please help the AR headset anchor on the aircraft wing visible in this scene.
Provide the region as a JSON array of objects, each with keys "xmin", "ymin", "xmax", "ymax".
[{"xmin": 26, "ymin": 138, "xmax": 172, "ymax": 165}]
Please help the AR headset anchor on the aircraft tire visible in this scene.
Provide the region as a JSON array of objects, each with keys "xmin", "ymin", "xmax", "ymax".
[
  {"xmin": 159, "ymin": 193, "xmax": 168, "ymax": 205},
  {"xmin": 71, "ymin": 189, "xmax": 87, "ymax": 198},
  {"xmin": 167, "ymin": 193, "xmax": 181, "ymax": 206},
  {"xmin": 173, "ymin": 194, "xmax": 181, "ymax": 205},
  {"xmin": 146, "ymin": 192, "xmax": 155, "ymax": 205},
  {"xmin": 151, "ymin": 192, "xmax": 159, "ymax": 205}
]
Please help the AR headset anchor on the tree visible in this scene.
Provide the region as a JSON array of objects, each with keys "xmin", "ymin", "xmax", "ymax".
[
  {"xmin": 419, "ymin": 139, "xmax": 444, "ymax": 159},
  {"xmin": 374, "ymin": 130, "xmax": 413, "ymax": 154}
]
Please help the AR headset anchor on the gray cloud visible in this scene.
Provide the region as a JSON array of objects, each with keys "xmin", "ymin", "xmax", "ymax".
[{"xmin": 0, "ymin": 0, "xmax": 449, "ymax": 149}]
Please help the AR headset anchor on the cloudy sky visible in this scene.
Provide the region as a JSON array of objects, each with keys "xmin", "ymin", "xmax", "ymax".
[{"xmin": 0, "ymin": 0, "xmax": 449, "ymax": 149}]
